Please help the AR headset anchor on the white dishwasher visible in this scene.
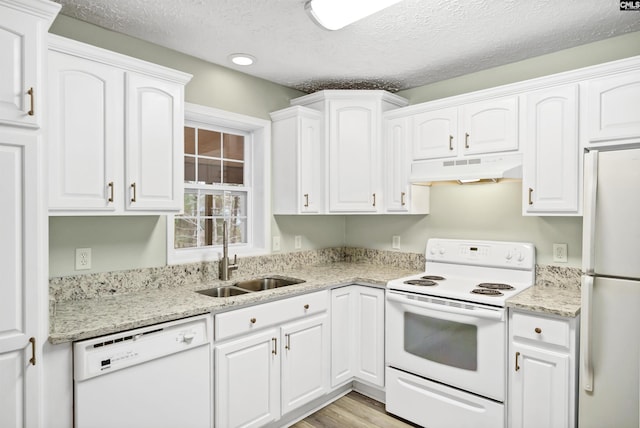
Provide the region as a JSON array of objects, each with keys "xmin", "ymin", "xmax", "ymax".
[{"xmin": 74, "ymin": 314, "xmax": 212, "ymax": 428}]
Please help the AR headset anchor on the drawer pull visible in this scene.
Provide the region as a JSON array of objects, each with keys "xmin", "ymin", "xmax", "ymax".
[
  {"xmin": 250, "ymin": 318, "xmax": 256, "ymax": 324},
  {"xmin": 515, "ymin": 351, "xmax": 520, "ymax": 371},
  {"xmin": 535, "ymin": 327, "xmax": 542, "ymax": 334},
  {"xmin": 304, "ymin": 193, "xmax": 309, "ymax": 208},
  {"xmin": 304, "ymin": 304, "xmax": 309, "ymax": 310}
]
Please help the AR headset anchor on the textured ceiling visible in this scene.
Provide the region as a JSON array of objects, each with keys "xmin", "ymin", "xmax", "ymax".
[{"xmin": 54, "ymin": 0, "xmax": 640, "ymax": 93}]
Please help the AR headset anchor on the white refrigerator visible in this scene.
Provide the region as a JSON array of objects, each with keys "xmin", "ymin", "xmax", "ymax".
[{"xmin": 580, "ymin": 147, "xmax": 640, "ymax": 428}]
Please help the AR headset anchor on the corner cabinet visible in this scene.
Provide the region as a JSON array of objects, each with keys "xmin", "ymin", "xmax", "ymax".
[
  {"xmin": 290, "ymin": 90, "xmax": 408, "ymax": 213},
  {"xmin": 214, "ymin": 291, "xmax": 329, "ymax": 428},
  {"xmin": 47, "ymin": 35, "xmax": 192, "ymax": 215},
  {"xmin": 522, "ymin": 84, "xmax": 580, "ymax": 215},
  {"xmin": 271, "ymin": 106, "xmax": 324, "ymax": 214},
  {"xmin": 508, "ymin": 309, "xmax": 579, "ymax": 428},
  {"xmin": 331, "ymin": 285, "xmax": 385, "ymax": 388},
  {"xmin": 0, "ymin": 1, "xmax": 60, "ymax": 427}
]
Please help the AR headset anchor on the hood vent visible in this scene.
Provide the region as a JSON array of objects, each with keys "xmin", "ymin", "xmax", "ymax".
[{"xmin": 409, "ymin": 153, "xmax": 523, "ymax": 184}]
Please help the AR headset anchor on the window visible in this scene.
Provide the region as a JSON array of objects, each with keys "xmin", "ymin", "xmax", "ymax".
[{"xmin": 167, "ymin": 103, "xmax": 270, "ymax": 264}]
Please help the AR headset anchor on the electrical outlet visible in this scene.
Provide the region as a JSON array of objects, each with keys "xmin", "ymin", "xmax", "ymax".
[
  {"xmin": 272, "ymin": 236, "xmax": 281, "ymax": 252},
  {"xmin": 553, "ymin": 243, "xmax": 568, "ymax": 263},
  {"xmin": 392, "ymin": 236, "xmax": 401, "ymax": 250},
  {"xmin": 75, "ymin": 248, "xmax": 92, "ymax": 270},
  {"xmin": 294, "ymin": 235, "xmax": 302, "ymax": 249}
]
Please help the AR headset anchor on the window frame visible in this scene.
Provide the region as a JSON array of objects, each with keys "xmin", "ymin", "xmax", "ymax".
[{"xmin": 167, "ymin": 102, "xmax": 271, "ymax": 265}]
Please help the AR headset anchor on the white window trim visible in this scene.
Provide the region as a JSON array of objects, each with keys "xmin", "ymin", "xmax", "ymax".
[{"xmin": 167, "ymin": 102, "xmax": 271, "ymax": 265}]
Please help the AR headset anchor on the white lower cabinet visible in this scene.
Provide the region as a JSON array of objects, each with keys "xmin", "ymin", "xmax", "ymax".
[
  {"xmin": 331, "ymin": 285, "xmax": 385, "ymax": 387},
  {"xmin": 214, "ymin": 291, "xmax": 329, "ymax": 428},
  {"xmin": 508, "ymin": 309, "xmax": 579, "ymax": 428}
]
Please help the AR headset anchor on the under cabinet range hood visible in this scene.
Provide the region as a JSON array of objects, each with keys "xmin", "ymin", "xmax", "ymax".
[{"xmin": 409, "ymin": 153, "xmax": 523, "ymax": 184}]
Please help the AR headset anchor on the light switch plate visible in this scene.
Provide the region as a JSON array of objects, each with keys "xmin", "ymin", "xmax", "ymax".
[
  {"xmin": 392, "ymin": 236, "xmax": 401, "ymax": 250},
  {"xmin": 272, "ymin": 236, "xmax": 281, "ymax": 252},
  {"xmin": 553, "ymin": 243, "xmax": 568, "ymax": 263},
  {"xmin": 294, "ymin": 235, "xmax": 302, "ymax": 249}
]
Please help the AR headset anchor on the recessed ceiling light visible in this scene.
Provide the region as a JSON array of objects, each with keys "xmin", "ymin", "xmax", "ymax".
[
  {"xmin": 305, "ymin": 0, "xmax": 403, "ymax": 31},
  {"xmin": 229, "ymin": 54, "xmax": 255, "ymax": 66}
]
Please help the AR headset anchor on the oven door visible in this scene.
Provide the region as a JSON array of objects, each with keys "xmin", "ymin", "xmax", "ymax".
[{"xmin": 386, "ymin": 290, "xmax": 506, "ymax": 401}]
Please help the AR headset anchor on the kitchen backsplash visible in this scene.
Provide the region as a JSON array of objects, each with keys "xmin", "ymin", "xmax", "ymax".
[{"xmin": 49, "ymin": 247, "xmax": 579, "ymax": 303}]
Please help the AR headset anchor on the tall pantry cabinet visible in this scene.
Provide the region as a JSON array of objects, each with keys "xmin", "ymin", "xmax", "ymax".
[{"xmin": 0, "ymin": 1, "xmax": 60, "ymax": 427}]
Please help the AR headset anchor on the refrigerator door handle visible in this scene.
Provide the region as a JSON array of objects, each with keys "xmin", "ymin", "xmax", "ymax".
[
  {"xmin": 582, "ymin": 275, "xmax": 594, "ymax": 392},
  {"xmin": 582, "ymin": 150, "xmax": 598, "ymax": 274}
]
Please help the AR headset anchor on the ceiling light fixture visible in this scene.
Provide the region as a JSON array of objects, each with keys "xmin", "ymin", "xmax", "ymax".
[
  {"xmin": 229, "ymin": 53, "xmax": 255, "ymax": 66},
  {"xmin": 305, "ymin": 0, "xmax": 403, "ymax": 31}
]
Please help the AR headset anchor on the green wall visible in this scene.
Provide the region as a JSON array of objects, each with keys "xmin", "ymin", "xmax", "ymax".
[{"xmin": 48, "ymin": 15, "xmax": 640, "ymax": 276}]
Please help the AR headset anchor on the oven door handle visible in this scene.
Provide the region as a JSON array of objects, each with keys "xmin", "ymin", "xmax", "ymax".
[{"xmin": 387, "ymin": 292, "xmax": 504, "ymax": 321}]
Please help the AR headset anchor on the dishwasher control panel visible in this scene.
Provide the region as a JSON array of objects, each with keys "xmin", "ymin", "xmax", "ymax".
[{"xmin": 74, "ymin": 314, "xmax": 211, "ymax": 381}]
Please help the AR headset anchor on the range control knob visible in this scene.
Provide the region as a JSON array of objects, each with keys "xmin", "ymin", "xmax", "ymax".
[
  {"xmin": 517, "ymin": 252, "xmax": 525, "ymax": 262},
  {"xmin": 506, "ymin": 251, "xmax": 513, "ymax": 260}
]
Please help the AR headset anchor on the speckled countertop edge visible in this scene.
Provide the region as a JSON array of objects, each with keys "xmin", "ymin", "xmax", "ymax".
[{"xmin": 49, "ymin": 262, "xmax": 420, "ymax": 344}]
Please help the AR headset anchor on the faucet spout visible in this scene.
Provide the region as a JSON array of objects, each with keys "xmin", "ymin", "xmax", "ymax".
[{"xmin": 219, "ymin": 220, "xmax": 239, "ymax": 281}]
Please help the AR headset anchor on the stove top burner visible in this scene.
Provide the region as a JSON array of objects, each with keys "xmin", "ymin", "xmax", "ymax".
[
  {"xmin": 404, "ymin": 279, "xmax": 438, "ymax": 286},
  {"xmin": 421, "ymin": 275, "xmax": 446, "ymax": 281},
  {"xmin": 470, "ymin": 288, "xmax": 503, "ymax": 296},
  {"xmin": 477, "ymin": 282, "xmax": 514, "ymax": 290}
]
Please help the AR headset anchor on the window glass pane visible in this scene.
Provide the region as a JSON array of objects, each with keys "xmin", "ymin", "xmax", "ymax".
[
  {"xmin": 174, "ymin": 218, "xmax": 198, "ymax": 249},
  {"xmin": 223, "ymin": 134, "xmax": 244, "ymax": 160},
  {"xmin": 184, "ymin": 127, "xmax": 196, "ymax": 155},
  {"xmin": 185, "ymin": 156, "xmax": 196, "ymax": 182},
  {"xmin": 228, "ymin": 192, "xmax": 247, "ymax": 217},
  {"xmin": 404, "ymin": 312, "xmax": 477, "ymax": 371},
  {"xmin": 198, "ymin": 158, "xmax": 221, "ymax": 184},
  {"xmin": 228, "ymin": 217, "xmax": 247, "ymax": 244},
  {"xmin": 183, "ymin": 192, "xmax": 198, "ymax": 216},
  {"xmin": 199, "ymin": 129, "xmax": 221, "ymax": 157},
  {"xmin": 223, "ymin": 161, "xmax": 244, "ymax": 184}
]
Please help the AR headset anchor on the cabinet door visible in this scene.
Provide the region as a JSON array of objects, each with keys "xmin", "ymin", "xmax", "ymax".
[
  {"xmin": 523, "ymin": 85, "xmax": 579, "ymax": 215},
  {"xmin": 510, "ymin": 344, "xmax": 570, "ymax": 428},
  {"xmin": 461, "ymin": 96, "xmax": 518, "ymax": 155},
  {"xmin": 0, "ymin": 130, "xmax": 39, "ymax": 427},
  {"xmin": 299, "ymin": 113, "xmax": 323, "ymax": 213},
  {"xmin": 331, "ymin": 287, "xmax": 355, "ymax": 387},
  {"xmin": 126, "ymin": 72, "xmax": 184, "ymax": 211},
  {"xmin": 281, "ymin": 314, "xmax": 329, "ymax": 415},
  {"xmin": 215, "ymin": 328, "xmax": 280, "ymax": 428},
  {"xmin": 411, "ymin": 107, "xmax": 457, "ymax": 160},
  {"xmin": 353, "ymin": 286, "xmax": 385, "ymax": 387},
  {"xmin": 587, "ymin": 71, "xmax": 640, "ymax": 143},
  {"xmin": 48, "ymin": 51, "xmax": 123, "ymax": 211},
  {"xmin": 385, "ymin": 116, "xmax": 411, "ymax": 212},
  {"xmin": 328, "ymin": 99, "xmax": 379, "ymax": 212},
  {"xmin": 0, "ymin": 8, "xmax": 40, "ymax": 128}
]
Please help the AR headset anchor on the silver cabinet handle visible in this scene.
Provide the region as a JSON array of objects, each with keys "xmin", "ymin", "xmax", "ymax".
[
  {"xmin": 130, "ymin": 182, "xmax": 137, "ymax": 202},
  {"xmin": 528, "ymin": 188, "xmax": 534, "ymax": 205},
  {"xmin": 515, "ymin": 351, "xmax": 520, "ymax": 371},
  {"xmin": 108, "ymin": 182, "xmax": 114, "ymax": 203},
  {"xmin": 401, "ymin": 192, "xmax": 406, "ymax": 206},
  {"xmin": 303, "ymin": 193, "xmax": 309, "ymax": 208},
  {"xmin": 272, "ymin": 337, "xmax": 277, "ymax": 355},
  {"xmin": 449, "ymin": 135, "xmax": 454, "ymax": 151},
  {"xmin": 465, "ymin": 132, "xmax": 470, "ymax": 149},
  {"xmin": 372, "ymin": 193, "xmax": 376, "ymax": 207},
  {"xmin": 27, "ymin": 87, "xmax": 35, "ymax": 116},
  {"xmin": 29, "ymin": 337, "xmax": 36, "ymax": 366}
]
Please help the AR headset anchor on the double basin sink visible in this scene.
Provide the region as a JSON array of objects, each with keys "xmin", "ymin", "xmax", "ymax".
[{"xmin": 196, "ymin": 276, "xmax": 305, "ymax": 298}]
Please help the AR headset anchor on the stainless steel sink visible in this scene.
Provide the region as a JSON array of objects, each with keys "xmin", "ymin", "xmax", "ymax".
[
  {"xmin": 196, "ymin": 286, "xmax": 249, "ymax": 298},
  {"xmin": 233, "ymin": 276, "xmax": 305, "ymax": 292},
  {"xmin": 196, "ymin": 276, "xmax": 305, "ymax": 298}
]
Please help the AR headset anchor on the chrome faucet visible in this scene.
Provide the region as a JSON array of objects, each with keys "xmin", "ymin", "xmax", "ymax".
[{"xmin": 219, "ymin": 220, "xmax": 238, "ymax": 281}]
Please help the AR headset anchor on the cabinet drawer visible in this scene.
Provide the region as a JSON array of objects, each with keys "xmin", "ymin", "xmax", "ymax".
[
  {"xmin": 512, "ymin": 311, "xmax": 570, "ymax": 348},
  {"xmin": 215, "ymin": 291, "xmax": 328, "ymax": 341}
]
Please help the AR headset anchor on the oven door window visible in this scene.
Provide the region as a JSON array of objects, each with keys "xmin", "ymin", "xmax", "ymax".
[{"xmin": 404, "ymin": 312, "xmax": 477, "ymax": 371}]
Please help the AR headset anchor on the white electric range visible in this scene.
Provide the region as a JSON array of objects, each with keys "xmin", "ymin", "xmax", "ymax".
[{"xmin": 385, "ymin": 238, "xmax": 535, "ymax": 428}]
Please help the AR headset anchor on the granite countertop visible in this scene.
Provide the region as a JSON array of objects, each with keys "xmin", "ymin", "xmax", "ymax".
[
  {"xmin": 506, "ymin": 278, "xmax": 581, "ymax": 318},
  {"xmin": 50, "ymin": 260, "xmax": 582, "ymax": 344},
  {"xmin": 49, "ymin": 262, "xmax": 420, "ymax": 344}
]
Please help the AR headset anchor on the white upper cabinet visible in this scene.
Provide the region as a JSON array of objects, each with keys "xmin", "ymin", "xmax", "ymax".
[
  {"xmin": 587, "ymin": 70, "xmax": 640, "ymax": 145},
  {"xmin": 125, "ymin": 72, "xmax": 184, "ymax": 211},
  {"xmin": 47, "ymin": 35, "xmax": 191, "ymax": 215},
  {"xmin": 289, "ymin": 90, "xmax": 408, "ymax": 214},
  {"xmin": 271, "ymin": 106, "xmax": 324, "ymax": 214},
  {"xmin": 0, "ymin": 0, "xmax": 58, "ymax": 128},
  {"xmin": 48, "ymin": 51, "xmax": 123, "ymax": 211},
  {"xmin": 410, "ymin": 96, "xmax": 518, "ymax": 161},
  {"xmin": 383, "ymin": 115, "xmax": 430, "ymax": 214},
  {"xmin": 522, "ymin": 84, "xmax": 580, "ymax": 215}
]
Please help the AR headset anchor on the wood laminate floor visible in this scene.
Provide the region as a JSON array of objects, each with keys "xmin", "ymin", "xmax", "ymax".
[{"xmin": 291, "ymin": 392, "xmax": 420, "ymax": 428}]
